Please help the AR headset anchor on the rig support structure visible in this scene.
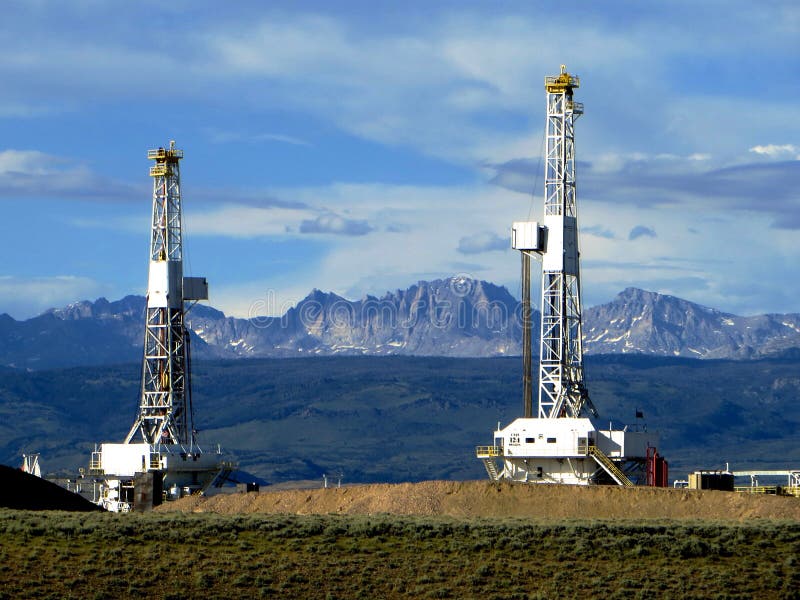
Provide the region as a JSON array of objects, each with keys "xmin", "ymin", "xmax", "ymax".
[
  {"xmin": 125, "ymin": 142, "xmax": 201, "ymax": 447},
  {"xmin": 477, "ymin": 67, "xmax": 667, "ymax": 486},
  {"xmin": 536, "ymin": 67, "xmax": 596, "ymax": 420},
  {"xmin": 89, "ymin": 142, "xmax": 231, "ymax": 512}
]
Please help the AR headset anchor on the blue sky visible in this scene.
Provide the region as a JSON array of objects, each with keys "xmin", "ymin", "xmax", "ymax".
[{"xmin": 0, "ymin": 0, "xmax": 798, "ymax": 319}]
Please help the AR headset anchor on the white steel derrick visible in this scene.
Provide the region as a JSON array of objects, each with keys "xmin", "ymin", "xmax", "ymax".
[
  {"xmin": 125, "ymin": 142, "xmax": 194, "ymax": 448},
  {"xmin": 478, "ymin": 68, "xmax": 663, "ymax": 488},
  {"xmin": 149, "ymin": 158, "xmax": 182, "ymax": 263},
  {"xmin": 537, "ymin": 67, "xmax": 595, "ymax": 420}
]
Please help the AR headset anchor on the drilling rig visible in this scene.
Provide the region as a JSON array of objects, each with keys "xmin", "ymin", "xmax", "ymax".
[
  {"xmin": 89, "ymin": 142, "xmax": 232, "ymax": 511},
  {"xmin": 476, "ymin": 67, "xmax": 667, "ymax": 486}
]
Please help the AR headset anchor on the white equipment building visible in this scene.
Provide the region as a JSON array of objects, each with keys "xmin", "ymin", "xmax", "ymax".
[
  {"xmin": 89, "ymin": 142, "xmax": 233, "ymax": 511},
  {"xmin": 477, "ymin": 67, "xmax": 667, "ymax": 486}
]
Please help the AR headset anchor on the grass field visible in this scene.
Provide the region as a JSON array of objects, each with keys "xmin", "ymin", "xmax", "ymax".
[{"xmin": 1, "ymin": 510, "xmax": 798, "ymax": 599}]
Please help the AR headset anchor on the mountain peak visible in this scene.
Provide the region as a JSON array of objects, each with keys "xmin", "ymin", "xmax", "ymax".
[
  {"xmin": 584, "ymin": 287, "xmax": 793, "ymax": 358},
  {"xmin": 1, "ymin": 279, "xmax": 798, "ymax": 369},
  {"xmin": 613, "ymin": 287, "xmax": 726, "ymax": 317}
]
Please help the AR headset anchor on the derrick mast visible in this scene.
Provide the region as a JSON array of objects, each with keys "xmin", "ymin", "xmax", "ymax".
[
  {"xmin": 477, "ymin": 67, "xmax": 666, "ymax": 487},
  {"xmin": 537, "ymin": 66, "xmax": 595, "ymax": 420},
  {"xmin": 125, "ymin": 142, "xmax": 194, "ymax": 447},
  {"xmin": 89, "ymin": 142, "xmax": 229, "ymax": 512}
]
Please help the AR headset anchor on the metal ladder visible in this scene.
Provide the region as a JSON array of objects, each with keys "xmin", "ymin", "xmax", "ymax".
[
  {"xmin": 588, "ymin": 446, "xmax": 634, "ymax": 487},
  {"xmin": 482, "ymin": 458, "xmax": 500, "ymax": 481},
  {"xmin": 210, "ymin": 461, "xmax": 236, "ymax": 488}
]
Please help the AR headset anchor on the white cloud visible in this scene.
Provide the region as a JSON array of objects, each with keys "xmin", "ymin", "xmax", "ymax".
[
  {"xmin": 299, "ymin": 213, "xmax": 372, "ymax": 236},
  {"xmin": 577, "ymin": 193, "xmax": 800, "ymax": 315},
  {"xmin": 0, "ymin": 149, "xmax": 92, "ymax": 195},
  {"xmin": 0, "ymin": 148, "xmax": 139, "ymax": 201},
  {"xmin": 187, "ymin": 204, "xmax": 315, "ymax": 238},
  {"xmin": 208, "ymin": 280, "xmax": 311, "ymax": 320},
  {"xmin": 211, "ymin": 180, "xmax": 800, "ymax": 318},
  {"xmin": 584, "ymin": 152, "xmax": 715, "ymax": 176},
  {"xmin": 0, "ymin": 275, "xmax": 108, "ymax": 319},
  {"xmin": 1, "ymin": 4, "xmax": 799, "ymax": 319},
  {"xmin": 583, "ymin": 225, "xmax": 615, "ymax": 240},
  {"xmin": 3, "ymin": 7, "xmax": 800, "ymax": 168},
  {"xmin": 0, "ymin": 149, "xmax": 67, "ymax": 176},
  {"xmin": 659, "ymin": 97, "xmax": 800, "ymax": 161},
  {"xmin": 457, "ymin": 231, "xmax": 508, "ymax": 254},
  {"xmin": 204, "ymin": 128, "xmax": 311, "ymax": 146},
  {"xmin": 202, "ymin": 182, "xmax": 527, "ymax": 316},
  {"xmin": 183, "ymin": 171, "xmax": 800, "ymax": 318},
  {"xmin": 185, "ymin": 203, "xmax": 378, "ymax": 239},
  {"xmin": 191, "ymin": 13, "xmax": 679, "ymax": 164},
  {"xmin": 628, "ymin": 225, "xmax": 657, "ymax": 241},
  {"xmin": 749, "ymin": 144, "xmax": 799, "ymax": 159}
]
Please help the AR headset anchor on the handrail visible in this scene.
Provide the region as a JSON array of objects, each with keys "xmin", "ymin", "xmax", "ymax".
[
  {"xmin": 89, "ymin": 452, "xmax": 103, "ymax": 472},
  {"xmin": 149, "ymin": 452, "xmax": 161, "ymax": 470},
  {"xmin": 475, "ymin": 445, "xmax": 502, "ymax": 457},
  {"xmin": 735, "ymin": 486, "xmax": 779, "ymax": 495},
  {"xmin": 481, "ymin": 458, "xmax": 500, "ymax": 482},
  {"xmin": 149, "ymin": 165, "xmax": 172, "ymax": 177},
  {"xmin": 545, "ymin": 74, "xmax": 580, "ymax": 89},
  {"xmin": 566, "ymin": 101, "xmax": 584, "ymax": 114},
  {"xmin": 147, "ymin": 148, "xmax": 184, "ymax": 160},
  {"xmin": 588, "ymin": 445, "xmax": 634, "ymax": 487}
]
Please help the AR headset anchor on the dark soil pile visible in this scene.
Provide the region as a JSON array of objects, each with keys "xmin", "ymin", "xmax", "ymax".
[{"xmin": 0, "ymin": 465, "xmax": 100, "ymax": 511}]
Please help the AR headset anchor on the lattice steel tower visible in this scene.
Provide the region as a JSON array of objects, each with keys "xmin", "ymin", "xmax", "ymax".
[
  {"xmin": 89, "ymin": 142, "xmax": 224, "ymax": 512},
  {"xmin": 479, "ymin": 67, "xmax": 665, "ymax": 487},
  {"xmin": 512, "ymin": 66, "xmax": 597, "ymax": 420},
  {"xmin": 125, "ymin": 141, "xmax": 205, "ymax": 448},
  {"xmin": 536, "ymin": 66, "xmax": 596, "ymax": 420}
]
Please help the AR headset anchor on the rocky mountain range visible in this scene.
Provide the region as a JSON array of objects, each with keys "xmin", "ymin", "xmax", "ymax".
[
  {"xmin": 1, "ymin": 278, "xmax": 799, "ymax": 369},
  {"xmin": 583, "ymin": 287, "xmax": 800, "ymax": 359}
]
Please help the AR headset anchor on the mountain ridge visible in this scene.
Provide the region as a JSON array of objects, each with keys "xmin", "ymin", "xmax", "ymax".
[
  {"xmin": 584, "ymin": 287, "xmax": 800, "ymax": 359},
  {"xmin": 0, "ymin": 278, "xmax": 798, "ymax": 369}
]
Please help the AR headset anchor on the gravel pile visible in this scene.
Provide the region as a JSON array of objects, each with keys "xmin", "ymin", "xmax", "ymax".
[{"xmin": 157, "ymin": 479, "xmax": 800, "ymax": 520}]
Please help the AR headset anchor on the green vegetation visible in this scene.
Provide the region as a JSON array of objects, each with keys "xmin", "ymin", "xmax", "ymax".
[
  {"xmin": 2, "ymin": 354, "xmax": 800, "ymax": 482},
  {"xmin": 1, "ymin": 509, "xmax": 799, "ymax": 599}
]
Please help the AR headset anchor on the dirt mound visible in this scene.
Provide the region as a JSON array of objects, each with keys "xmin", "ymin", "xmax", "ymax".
[
  {"xmin": 0, "ymin": 465, "xmax": 101, "ymax": 511},
  {"xmin": 157, "ymin": 480, "xmax": 800, "ymax": 520}
]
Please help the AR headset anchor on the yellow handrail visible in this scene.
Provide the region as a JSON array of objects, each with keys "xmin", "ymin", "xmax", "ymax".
[
  {"xmin": 588, "ymin": 445, "xmax": 634, "ymax": 487},
  {"xmin": 89, "ymin": 452, "xmax": 103, "ymax": 472},
  {"xmin": 475, "ymin": 445, "xmax": 502, "ymax": 457},
  {"xmin": 735, "ymin": 486, "xmax": 779, "ymax": 495},
  {"xmin": 147, "ymin": 148, "xmax": 183, "ymax": 160},
  {"xmin": 149, "ymin": 165, "xmax": 172, "ymax": 177}
]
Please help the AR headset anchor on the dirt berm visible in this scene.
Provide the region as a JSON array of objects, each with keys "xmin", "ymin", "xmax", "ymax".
[
  {"xmin": 0, "ymin": 465, "xmax": 100, "ymax": 511},
  {"xmin": 157, "ymin": 480, "xmax": 800, "ymax": 520}
]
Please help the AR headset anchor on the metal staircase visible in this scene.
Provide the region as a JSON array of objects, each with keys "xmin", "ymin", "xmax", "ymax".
[
  {"xmin": 209, "ymin": 461, "xmax": 237, "ymax": 489},
  {"xmin": 482, "ymin": 458, "xmax": 500, "ymax": 481},
  {"xmin": 588, "ymin": 446, "xmax": 634, "ymax": 487},
  {"xmin": 476, "ymin": 446, "xmax": 502, "ymax": 481}
]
